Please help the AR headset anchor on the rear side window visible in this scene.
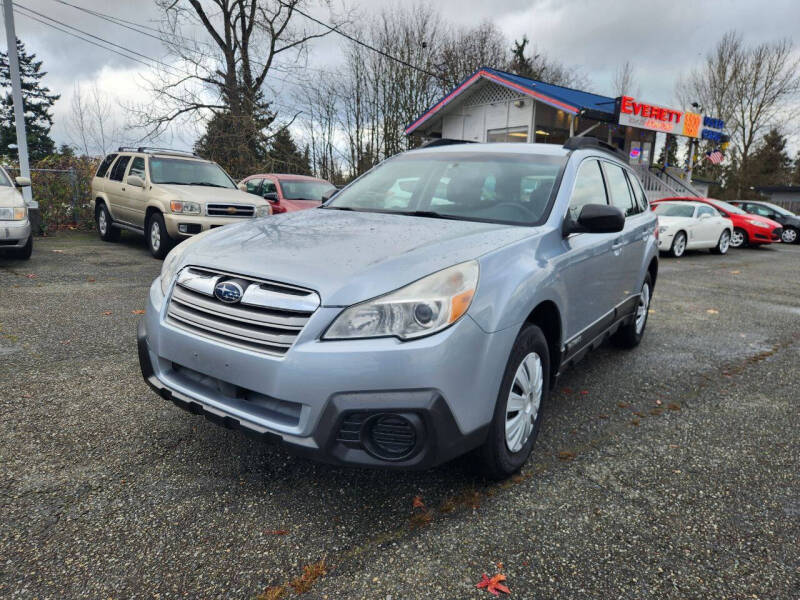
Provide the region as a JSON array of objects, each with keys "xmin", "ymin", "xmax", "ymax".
[
  {"xmin": 697, "ymin": 205, "xmax": 716, "ymax": 217},
  {"xmin": 568, "ymin": 160, "xmax": 607, "ymax": 220},
  {"xmin": 129, "ymin": 157, "xmax": 145, "ymax": 179},
  {"xmin": 603, "ymin": 162, "xmax": 639, "ymax": 216},
  {"xmin": 109, "ymin": 156, "xmax": 131, "ymax": 182},
  {"xmin": 96, "ymin": 153, "xmax": 117, "ymax": 178},
  {"xmin": 626, "ymin": 171, "xmax": 649, "ymax": 212}
]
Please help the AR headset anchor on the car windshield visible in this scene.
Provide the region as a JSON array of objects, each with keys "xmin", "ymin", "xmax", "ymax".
[
  {"xmin": 149, "ymin": 157, "xmax": 235, "ymax": 188},
  {"xmin": 280, "ymin": 180, "xmax": 335, "ymax": 201},
  {"xmin": 655, "ymin": 203, "xmax": 695, "ymax": 217},
  {"xmin": 325, "ymin": 152, "xmax": 566, "ymax": 225},
  {"xmin": 710, "ymin": 199, "xmax": 746, "ymax": 215}
]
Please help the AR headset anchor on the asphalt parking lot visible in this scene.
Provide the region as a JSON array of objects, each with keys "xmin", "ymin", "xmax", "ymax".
[{"xmin": 1, "ymin": 231, "xmax": 798, "ymax": 599}]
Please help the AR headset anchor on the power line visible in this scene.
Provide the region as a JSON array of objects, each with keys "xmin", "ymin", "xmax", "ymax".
[{"xmin": 278, "ymin": 0, "xmax": 441, "ymax": 79}]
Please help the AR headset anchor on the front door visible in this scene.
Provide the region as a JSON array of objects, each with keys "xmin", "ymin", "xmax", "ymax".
[
  {"xmin": 104, "ymin": 155, "xmax": 132, "ymax": 224},
  {"xmin": 120, "ymin": 156, "xmax": 148, "ymax": 227}
]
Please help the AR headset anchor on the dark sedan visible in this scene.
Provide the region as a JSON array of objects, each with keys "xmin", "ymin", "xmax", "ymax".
[{"xmin": 730, "ymin": 200, "xmax": 800, "ymax": 244}]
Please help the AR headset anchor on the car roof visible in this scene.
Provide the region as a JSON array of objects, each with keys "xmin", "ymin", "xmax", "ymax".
[
  {"xmin": 656, "ymin": 200, "xmax": 704, "ymax": 208},
  {"xmin": 406, "ymin": 142, "xmax": 570, "ymax": 157},
  {"xmin": 246, "ymin": 174, "xmax": 331, "ymax": 182}
]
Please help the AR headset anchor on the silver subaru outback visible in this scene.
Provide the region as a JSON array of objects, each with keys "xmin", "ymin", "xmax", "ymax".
[{"xmin": 138, "ymin": 138, "xmax": 658, "ymax": 478}]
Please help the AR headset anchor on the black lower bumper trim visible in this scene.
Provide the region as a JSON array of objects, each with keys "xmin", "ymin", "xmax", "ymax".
[{"xmin": 137, "ymin": 320, "xmax": 487, "ymax": 469}]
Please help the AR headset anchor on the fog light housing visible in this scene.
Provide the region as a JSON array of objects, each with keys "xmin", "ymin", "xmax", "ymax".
[{"xmin": 363, "ymin": 413, "xmax": 422, "ymax": 460}]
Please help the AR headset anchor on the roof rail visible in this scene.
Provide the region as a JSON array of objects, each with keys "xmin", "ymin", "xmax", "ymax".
[
  {"xmin": 420, "ymin": 138, "xmax": 477, "ymax": 148},
  {"xmin": 116, "ymin": 146, "xmax": 200, "ymax": 158},
  {"xmin": 563, "ymin": 137, "xmax": 628, "ymax": 161}
]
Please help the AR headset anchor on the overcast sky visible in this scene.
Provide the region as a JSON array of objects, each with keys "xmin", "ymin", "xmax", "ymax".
[{"xmin": 5, "ymin": 0, "xmax": 800, "ymax": 153}]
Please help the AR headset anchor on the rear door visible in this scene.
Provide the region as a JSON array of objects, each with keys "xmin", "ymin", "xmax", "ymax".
[
  {"xmin": 601, "ymin": 161, "xmax": 648, "ymax": 304},
  {"xmin": 104, "ymin": 155, "xmax": 132, "ymax": 223},
  {"xmin": 559, "ymin": 159, "xmax": 621, "ymax": 347}
]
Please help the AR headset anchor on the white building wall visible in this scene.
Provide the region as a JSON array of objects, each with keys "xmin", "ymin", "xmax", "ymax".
[{"xmin": 438, "ymin": 99, "xmax": 534, "ymax": 142}]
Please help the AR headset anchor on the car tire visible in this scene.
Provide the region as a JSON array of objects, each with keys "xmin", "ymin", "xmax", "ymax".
[
  {"xmin": 96, "ymin": 203, "xmax": 121, "ymax": 242},
  {"xmin": 670, "ymin": 231, "xmax": 687, "ymax": 258},
  {"xmin": 146, "ymin": 213, "xmax": 173, "ymax": 259},
  {"xmin": 781, "ymin": 227, "xmax": 798, "ymax": 244},
  {"xmin": 729, "ymin": 228, "xmax": 748, "ymax": 249},
  {"xmin": 479, "ymin": 323, "xmax": 550, "ymax": 480},
  {"xmin": 11, "ymin": 234, "xmax": 33, "ymax": 260},
  {"xmin": 612, "ymin": 272, "xmax": 652, "ymax": 349},
  {"xmin": 710, "ymin": 229, "xmax": 731, "ymax": 255}
]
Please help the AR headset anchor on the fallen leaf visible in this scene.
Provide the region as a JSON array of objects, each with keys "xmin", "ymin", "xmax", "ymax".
[
  {"xmin": 52, "ymin": 249, "xmax": 64, "ymax": 254},
  {"xmin": 102, "ymin": 311, "xmax": 112, "ymax": 316},
  {"xmin": 131, "ymin": 309, "xmax": 146, "ymax": 315},
  {"xmin": 617, "ymin": 402, "xmax": 630, "ymax": 408},
  {"xmin": 706, "ymin": 309, "xmax": 719, "ymax": 315},
  {"xmin": 667, "ymin": 403, "xmax": 681, "ymax": 411},
  {"xmin": 266, "ymin": 530, "xmax": 289, "ymax": 535},
  {"xmin": 88, "ymin": 278, "xmax": 96, "ymax": 283},
  {"xmin": 597, "ymin": 413, "xmax": 609, "ymax": 419},
  {"xmin": 476, "ymin": 573, "xmax": 510, "ymax": 596},
  {"xmin": 25, "ymin": 273, "xmax": 36, "ymax": 279},
  {"xmin": 495, "ymin": 561, "xmax": 504, "ymax": 571},
  {"xmin": 579, "ymin": 390, "xmax": 589, "ymax": 395},
  {"xmin": 412, "ymin": 496, "xmax": 426, "ymax": 510},
  {"xmin": 409, "ymin": 511, "xmax": 432, "ymax": 529},
  {"xmin": 256, "ymin": 585, "xmax": 285, "ymax": 600},
  {"xmin": 521, "ymin": 560, "xmax": 529, "ymax": 567},
  {"xmin": 289, "ymin": 560, "xmax": 327, "ymax": 595},
  {"xmin": 557, "ymin": 450, "xmax": 575, "ymax": 461},
  {"xmin": 669, "ymin": 444, "xmax": 679, "ymax": 449},
  {"xmin": 655, "ymin": 399, "xmax": 662, "ymax": 406},
  {"xmin": 648, "ymin": 308, "xmax": 655, "ymax": 314},
  {"xmin": 730, "ymin": 270, "xmax": 740, "ymax": 274}
]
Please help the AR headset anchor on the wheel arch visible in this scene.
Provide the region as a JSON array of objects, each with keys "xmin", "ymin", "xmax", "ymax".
[
  {"xmin": 523, "ymin": 300, "xmax": 562, "ymax": 382},
  {"xmin": 647, "ymin": 255, "xmax": 658, "ymax": 289},
  {"xmin": 144, "ymin": 205, "xmax": 162, "ymax": 226}
]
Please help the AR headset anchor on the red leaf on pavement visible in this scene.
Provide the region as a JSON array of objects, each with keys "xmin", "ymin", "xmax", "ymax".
[
  {"xmin": 476, "ymin": 573, "xmax": 510, "ymax": 596},
  {"xmin": 412, "ymin": 496, "xmax": 426, "ymax": 510},
  {"xmin": 25, "ymin": 273, "xmax": 36, "ymax": 278},
  {"xmin": 131, "ymin": 309, "xmax": 146, "ymax": 315},
  {"xmin": 266, "ymin": 530, "xmax": 289, "ymax": 535},
  {"xmin": 102, "ymin": 311, "xmax": 112, "ymax": 316},
  {"xmin": 579, "ymin": 390, "xmax": 589, "ymax": 395}
]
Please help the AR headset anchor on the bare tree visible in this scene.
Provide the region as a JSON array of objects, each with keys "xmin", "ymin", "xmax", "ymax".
[
  {"xmin": 437, "ymin": 21, "xmax": 508, "ymax": 92},
  {"xmin": 612, "ymin": 60, "xmax": 639, "ymax": 97},
  {"xmin": 133, "ymin": 0, "xmax": 335, "ymax": 175},
  {"xmin": 67, "ymin": 83, "xmax": 122, "ymax": 156},
  {"xmin": 508, "ymin": 36, "xmax": 586, "ymax": 88},
  {"xmin": 677, "ymin": 31, "xmax": 800, "ymax": 193}
]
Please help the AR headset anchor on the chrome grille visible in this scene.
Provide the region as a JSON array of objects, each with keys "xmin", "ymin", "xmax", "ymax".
[
  {"xmin": 166, "ymin": 267, "xmax": 319, "ymax": 355},
  {"xmin": 206, "ymin": 204, "xmax": 255, "ymax": 217}
]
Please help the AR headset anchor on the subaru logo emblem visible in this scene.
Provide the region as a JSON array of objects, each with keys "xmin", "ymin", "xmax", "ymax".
[{"xmin": 214, "ymin": 281, "xmax": 243, "ymax": 304}]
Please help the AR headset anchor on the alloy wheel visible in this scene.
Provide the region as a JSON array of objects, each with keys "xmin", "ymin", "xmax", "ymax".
[
  {"xmin": 98, "ymin": 209, "xmax": 107, "ymax": 235},
  {"xmin": 505, "ymin": 352, "xmax": 543, "ymax": 453},
  {"xmin": 719, "ymin": 231, "xmax": 730, "ymax": 253},
  {"xmin": 635, "ymin": 282, "xmax": 650, "ymax": 335},
  {"xmin": 150, "ymin": 221, "xmax": 161, "ymax": 252},
  {"xmin": 673, "ymin": 233, "xmax": 686, "ymax": 257},
  {"xmin": 730, "ymin": 229, "xmax": 745, "ymax": 248}
]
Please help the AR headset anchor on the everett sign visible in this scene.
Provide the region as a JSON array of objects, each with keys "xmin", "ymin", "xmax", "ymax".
[{"xmin": 616, "ymin": 95, "xmax": 723, "ymax": 140}]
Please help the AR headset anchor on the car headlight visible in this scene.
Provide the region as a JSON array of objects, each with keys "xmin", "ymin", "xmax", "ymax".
[
  {"xmin": 158, "ymin": 229, "xmax": 215, "ymax": 294},
  {"xmin": 748, "ymin": 220, "xmax": 770, "ymax": 229},
  {"xmin": 255, "ymin": 204, "xmax": 272, "ymax": 218},
  {"xmin": 0, "ymin": 206, "xmax": 26, "ymax": 220},
  {"xmin": 324, "ymin": 261, "xmax": 479, "ymax": 341},
  {"xmin": 169, "ymin": 200, "xmax": 201, "ymax": 215}
]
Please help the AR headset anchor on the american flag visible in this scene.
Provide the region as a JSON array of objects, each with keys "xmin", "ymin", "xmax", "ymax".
[{"xmin": 705, "ymin": 150, "xmax": 724, "ymax": 164}]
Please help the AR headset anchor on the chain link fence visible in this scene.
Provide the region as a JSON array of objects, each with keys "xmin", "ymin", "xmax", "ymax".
[{"xmin": 6, "ymin": 155, "xmax": 98, "ymax": 234}]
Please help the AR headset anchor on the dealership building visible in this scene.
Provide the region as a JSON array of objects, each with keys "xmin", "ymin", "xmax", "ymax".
[{"xmin": 405, "ymin": 67, "xmax": 726, "ymax": 200}]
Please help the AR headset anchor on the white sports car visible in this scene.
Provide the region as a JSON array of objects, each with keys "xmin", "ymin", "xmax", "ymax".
[{"xmin": 654, "ymin": 201, "xmax": 733, "ymax": 257}]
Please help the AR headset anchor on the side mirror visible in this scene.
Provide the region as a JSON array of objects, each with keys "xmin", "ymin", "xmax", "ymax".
[
  {"xmin": 237, "ymin": 182, "xmax": 247, "ymax": 192},
  {"xmin": 321, "ymin": 188, "xmax": 338, "ymax": 202},
  {"xmin": 564, "ymin": 204, "xmax": 625, "ymax": 235},
  {"xmin": 263, "ymin": 191, "xmax": 278, "ymax": 202},
  {"xmin": 15, "ymin": 176, "xmax": 30, "ymax": 187},
  {"xmin": 699, "ymin": 212, "xmax": 711, "ymax": 220},
  {"xmin": 127, "ymin": 175, "xmax": 144, "ymax": 188}
]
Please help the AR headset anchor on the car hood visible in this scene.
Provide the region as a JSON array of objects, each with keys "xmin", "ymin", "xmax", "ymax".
[
  {"xmin": 180, "ymin": 209, "xmax": 536, "ymax": 305},
  {"xmin": 732, "ymin": 212, "xmax": 781, "ymax": 228},
  {"xmin": 0, "ymin": 186, "xmax": 23, "ymax": 208},
  {"xmin": 157, "ymin": 184, "xmax": 265, "ymax": 206}
]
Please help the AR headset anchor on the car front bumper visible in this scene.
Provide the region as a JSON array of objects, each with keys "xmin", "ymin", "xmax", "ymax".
[
  {"xmin": 0, "ymin": 219, "xmax": 31, "ymax": 248},
  {"xmin": 163, "ymin": 214, "xmax": 263, "ymax": 239},
  {"xmin": 138, "ymin": 279, "xmax": 517, "ymax": 468}
]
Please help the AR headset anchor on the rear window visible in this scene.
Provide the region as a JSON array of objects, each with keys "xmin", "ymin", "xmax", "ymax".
[
  {"xmin": 109, "ymin": 156, "xmax": 131, "ymax": 182},
  {"xmin": 96, "ymin": 153, "xmax": 117, "ymax": 178}
]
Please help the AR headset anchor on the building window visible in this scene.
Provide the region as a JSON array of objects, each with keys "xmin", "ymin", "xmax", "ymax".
[{"xmin": 487, "ymin": 126, "xmax": 529, "ymax": 143}]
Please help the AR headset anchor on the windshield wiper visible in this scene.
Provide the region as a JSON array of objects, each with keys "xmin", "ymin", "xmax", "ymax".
[
  {"xmin": 395, "ymin": 210, "xmax": 462, "ymax": 220},
  {"xmin": 187, "ymin": 182, "xmax": 230, "ymax": 188},
  {"xmin": 322, "ymin": 205, "xmax": 355, "ymax": 211}
]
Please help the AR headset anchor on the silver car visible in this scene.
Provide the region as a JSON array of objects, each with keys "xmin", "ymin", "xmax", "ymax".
[
  {"xmin": 138, "ymin": 138, "xmax": 659, "ymax": 478},
  {"xmin": 0, "ymin": 167, "xmax": 33, "ymax": 260}
]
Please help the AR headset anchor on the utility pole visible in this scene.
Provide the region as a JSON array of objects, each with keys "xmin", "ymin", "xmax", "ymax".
[{"xmin": 3, "ymin": 0, "xmax": 32, "ymax": 202}]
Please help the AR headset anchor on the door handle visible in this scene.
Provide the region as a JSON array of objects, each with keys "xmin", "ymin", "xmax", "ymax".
[
  {"xmin": 611, "ymin": 239, "xmax": 624, "ymax": 250},
  {"xmin": 121, "ymin": 187, "xmax": 126, "ymax": 191}
]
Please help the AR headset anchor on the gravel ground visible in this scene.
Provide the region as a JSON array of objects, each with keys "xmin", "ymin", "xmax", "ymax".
[{"xmin": 1, "ymin": 231, "xmax": 798, "ymax": 599}]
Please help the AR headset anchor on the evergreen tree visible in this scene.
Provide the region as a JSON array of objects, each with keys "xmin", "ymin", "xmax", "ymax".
[
  {"xmin": 656, "ymin": 134, "xmax": 680, "ymax": 168},
  {"xmin": 194, "ymin": 110, "xmax": 269, "ymax": 180},
  {"xmin": 0, "ymin": 39, "xmax": 59, "ymax": 161},
  {"xmin": 508, "ymin": 37, "xmax": 534, "ymax": 78},
  {"xmin": 266, "ymin": 128, "xmax": 311, "ymax": 175},
  {"xmin": 744, "ymin": 128, "xmax": 792, "ymax": 187}
]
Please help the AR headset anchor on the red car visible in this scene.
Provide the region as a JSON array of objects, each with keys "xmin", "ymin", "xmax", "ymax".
[
  {"xmin": 238, "ymin": 174, "xmax": 336, "ymax": 214},
  {"xmin": 654, "ymin": 197, "xmax": 783, "ymax": 248}
]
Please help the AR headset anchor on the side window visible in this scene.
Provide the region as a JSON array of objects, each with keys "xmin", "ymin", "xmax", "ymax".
[
  {"xmin": 603, "ymin": 162, "xmax": 638, "ymax": 216},
  {"xmin": 697, "ymin": 205, "xmax": 714, "ymax": 218},
  {"xmin": 752, "ymin": 205, "xmax": 774, "ymax": 218},
  {"xmin": 109, "ymin": 156, "xmax": 131, "ymax": 182},
  {"xmin": 263, "ymin": 180, "xmax": 277, "ymax": 194},
  {"xmin": 568, "ymin": 159, "xmax": 607, "ymax": 220},
  {"xmin": 128, "ymin": 156, "xmax": 145, "ymax": 179},
  {"xmin": 96, "ymin": 153, "xmax": 117, "ymax": 178},
  {"xmin": 626, "ymin": 171, "xmax": 649, "ymax": 212},
  {"xmin": 245, "ymin": 178, "xmax": 263, "ymax": 195}
]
